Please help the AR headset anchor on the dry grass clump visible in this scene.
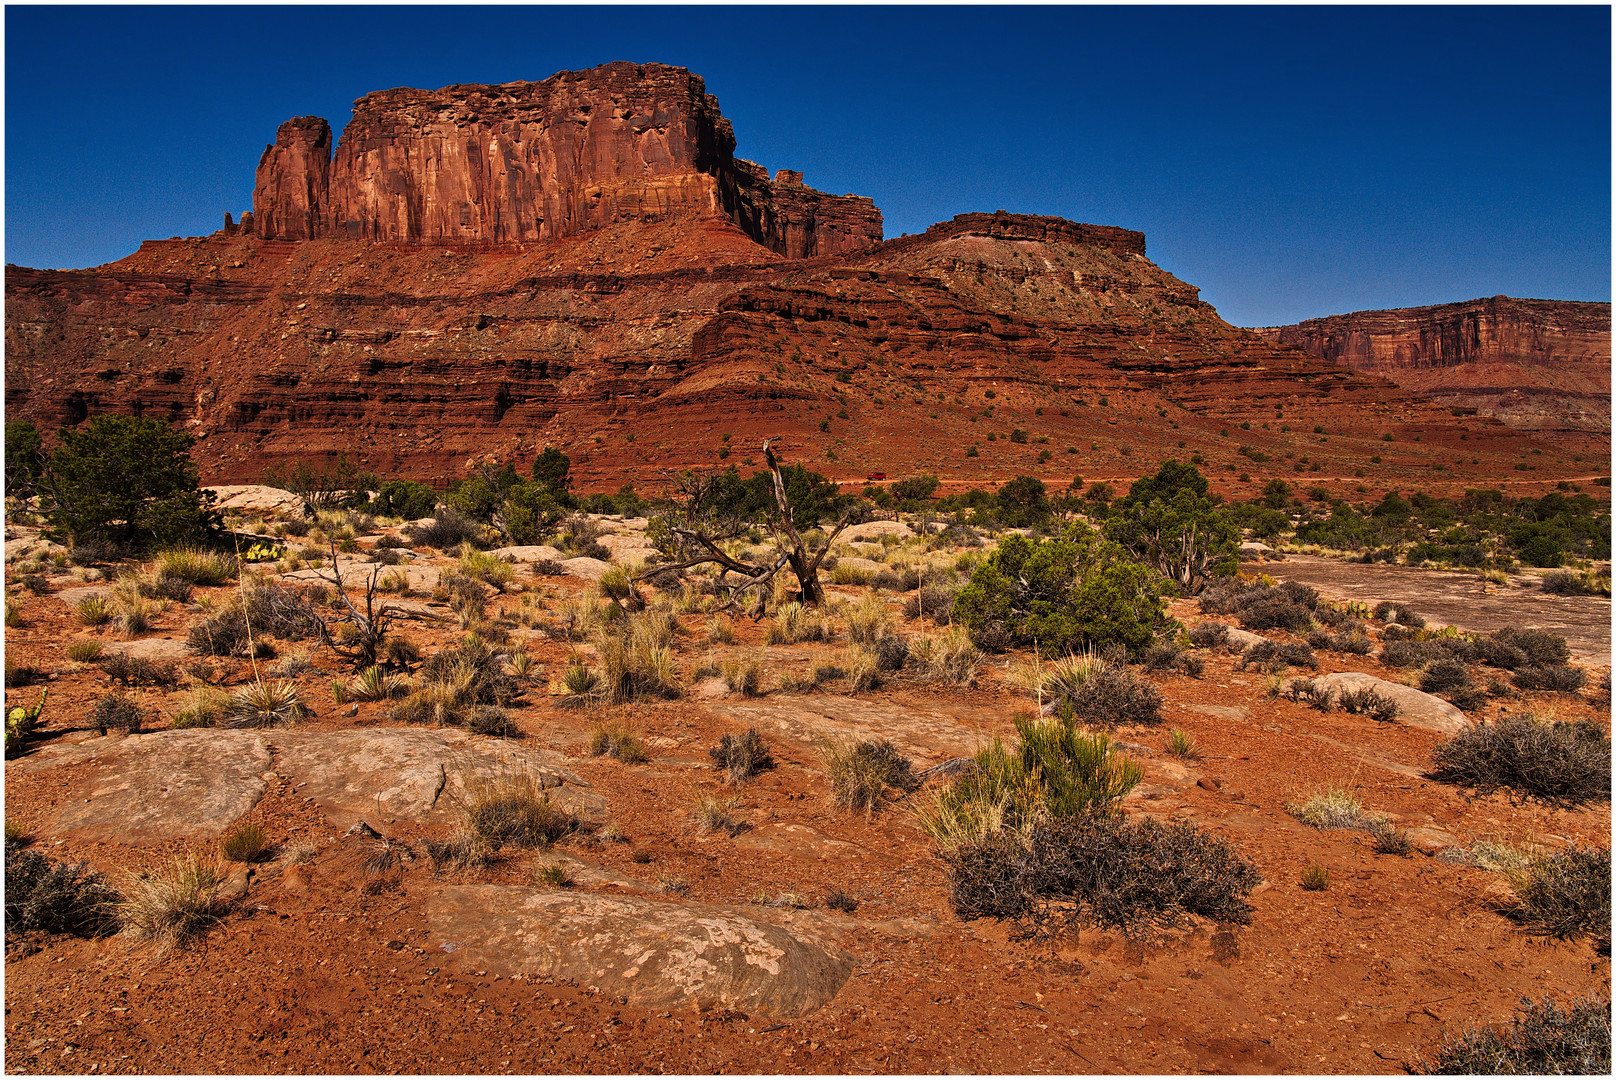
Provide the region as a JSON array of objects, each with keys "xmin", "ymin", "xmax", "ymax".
[
  {"xmin": 1422, "ymin": 996, "xmax": 1611, "ymax": 1075},
  {"xmin": 221, "ymin": 680, "xmax": 308, "ymax": 729},
  {"xmin": 1503, "ymin": 847, "xmax": 1611, "ymax": 949},
  {"xmin": 534, "ymin": 862, "xmax": 574, "ymax": 888},
  {"xmin": 152, "ymin": 547, "xmax": 237, "ymax": 586},
  {"xmin": 391, "ymin": 636, "xmax": 522, "ymax": 725},
  {"xmin": 586, "ymin": 719, "xmax": 649, "ymax": 764},
  {"xmin": 116, "ymin": 856, "xmax": 231, "ymax": 951},
  {"xmin": 844, "ymin": 592, "xmax": 894, "ymax": 646},
  {"xmin": 169, "ymin": 686, "xmax": 230, "ymax": 730},
  {"xmin": 592, "ymin": 611, "xmax": 681, "ymax": 704},
  {"xmin": 1039, "ymin": 653, "xmax": 1164, "ymax": 727},
  {"xmin": 219, "ymin": 820, "xmax": 272, "ymax": 863},
  {"xmin": 691, "ymin": 793, "xmax": 744, "ymax": 836},
  {"xmin": 1430, "ymin": 715, "xmax": 1609, "ymax": 806},
  {"xmin": 457, "ymin": 545, "xmax": 516, "ymax": 591},
  {"xmin": 186, "ymin": 583, "xmax": 323, "ymax": 656},
  {"xmin": 708, "ymin": 728, "xmax": 775, "ymax": 784},
  {"xmin": 460, "ymin": 770, "xmax": 576, "ymax": 853},
  {"xmin": 817, "ymin": 735, "xmax": 919, "ymax": 814},
  {"xmin": 721, "ymin": 650, "xmax": 768, "ymax": 697},
  {"xmin": 64, "ymin": 639, "xmax": 104, "ymax": 663},
  {"xmin": 1300, "ymin": 863, "xmax": 1331, "ymax": 891},
  {"xmin": 910, "ymin": 626, "xmax": 983, "ymax": 686},
  {"xmin": 706, "ymin": 616, "xmax": 737, "ymax": 645},
  {"xmin": 1285, "ymin": 787, "xmax": 1368, "ymax": 830},
  {"xmin": 763, "ymin": 602, "xmax": 837, "ymax": 645}
]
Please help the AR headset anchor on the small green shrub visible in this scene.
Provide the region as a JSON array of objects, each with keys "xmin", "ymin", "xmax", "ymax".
[
  {"xmin": 1163, "ymin": 728, "xmax": 1202, "ymax": 761},
  {"xmin": 64, "ymin": 639, "xmax": 104, "ymax": 663},
  {"xmin": 1300, "ymin": 863, "xmax": 1331, "ymax": 891},
  {"xmin": 152, "ymin": 547, "xmax": 236, "ymax": 586},
  {"xmin": 75, "ymin": 596, "xmax": 111, "ymax": 627}
]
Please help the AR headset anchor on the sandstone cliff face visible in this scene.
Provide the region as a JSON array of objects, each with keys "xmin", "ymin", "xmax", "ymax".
[
  {"xmin": 1257, "ymin": 296, "xmax": 1611, "ymax": 432},
  {"xmin": 8, "ymin": 209, "xmax": 1550, "ymax": 491},
  {"xmin": 253, "ymin": 62, "xmax": 881, "ymax": 258}
]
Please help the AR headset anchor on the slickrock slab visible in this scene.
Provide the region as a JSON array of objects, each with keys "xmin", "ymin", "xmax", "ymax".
[
  {"xmin": 26, "ymin": 730, "xmax": 272, "ymax": 844},
  {"xmin": 269, "ymin": 728, "xmax": 602, "ymax": 826},
  {"xmin": 732, "ymin": 823, "xmax": 867, "ymax": 861},
  {"xmin": 560, "ymin": 556, "xmax": 613, "ymax": 581},
  {"xmin": 839, "ymin": 521, "xmax": 915, "ymax": 543},
  {"xmin": 207, "ymin": 485, "xmax": 302, "ymax": 515},
  {"xmin": 1311, "ymin": 672, "xmax": 1467, "ymax": 734},
  {"xmin": 426, "ymin": 886, "xmax": 855, "ymax": 1016}
]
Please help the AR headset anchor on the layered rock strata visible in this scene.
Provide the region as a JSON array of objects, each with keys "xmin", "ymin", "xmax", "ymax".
[
  {"xmin": 1257, "ymin": 296, "xmax": 1611, "ymax": 431},
  {"xmin": 252, "ymin": 62, "xmax": 881, "ymax": 258}
]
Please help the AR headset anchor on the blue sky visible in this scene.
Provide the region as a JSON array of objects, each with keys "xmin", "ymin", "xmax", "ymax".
[{"xmin": 5, "ymin": 4, "xmax": 1609, "ymax": 325}]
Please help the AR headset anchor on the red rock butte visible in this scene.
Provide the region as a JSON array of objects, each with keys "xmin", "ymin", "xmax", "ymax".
[
  {"xmin": 248, "ymin": 62, "xmax": 882, "ymax": 259},
  {"xmin": 5, "ymin": 61, "xmax": 1590, "ymax": 494}
]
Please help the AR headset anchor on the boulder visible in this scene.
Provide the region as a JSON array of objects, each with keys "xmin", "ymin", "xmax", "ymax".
[
  {"xmin": 561, "ymin": 556, "xmax": 613, "ymax": 581},
  {"xmin": 839, "ymin": 521, "xmax": 914, "ymax": 544},
  {"xmin": 1238, "ymin": 541, "xmax": 1274, "ymax": 560},
  {"xmin": 207, "ymin": 485, "xmax": 302, "ymax": 515},
  {"xmin": 1311, "ymin": 672, "xmax": 1467, "ymax": 734},
  {"xmin": 1219, "ymin": 625, "xmax": 1269, "ymax": 651},
  {"xmin": 425, "ymin": 886, "xmax": 855, "ymax": 1016}
]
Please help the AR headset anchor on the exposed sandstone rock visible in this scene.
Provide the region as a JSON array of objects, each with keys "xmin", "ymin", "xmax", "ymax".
[
  {"xmin": 1311, "ymin": 671, "xmax": 1467, "ymax": 734},
  {"xmin": 425, "ymin": 886, "xmax": 856, "ymax": 1016},
  {"xmin": 1256, "ymin": 296, "xmax": 1611, "ymax": 432},
  {"xmin": 253, "ymin": 62, "xmax": 880, "ymax": 259},
  {"xmin": 21, "ymin": 730, "xmax": 272, "ymax": 844}
]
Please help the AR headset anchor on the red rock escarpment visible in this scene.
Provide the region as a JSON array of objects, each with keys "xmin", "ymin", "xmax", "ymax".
[
  {"xmin": 253, "ymin": 62, "xmax": 881, "ymax": 258},
  {"xmin": 1256, "ymin": 296, "xmax": 1611, "ymax": 433},
  {"xmin": 7, "ymin": 208, "xmax": 1551, "ymax": 490}
]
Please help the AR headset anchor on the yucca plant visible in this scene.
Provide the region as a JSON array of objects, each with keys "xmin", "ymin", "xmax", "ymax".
[
  {"xmin": 64, "ymin": 639, "xmax": 104, "ymax": 663},
  {"xmin": 347, "ymin": 665, "xmax": 408, "ymax": 702},
  {"xmin": 1163, "ymin": 728, "xmax": 1203, "ymax": 761},
  {"xmin": 75, "ymin": 596, "xmax": 111, "ymax": 627},
  {"xmin": 221, "ymin": 680, "xmax": 307, "ymax": 729}
]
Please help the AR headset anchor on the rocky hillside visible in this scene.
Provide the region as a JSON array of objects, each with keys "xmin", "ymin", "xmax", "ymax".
[
  {"xmin": 1256, "ymin": 296, "xmax": 1611, "ymax": 435},
  {"xmin": 4, "ymin": 64, "xmax": 1570, "ymax": 494}
]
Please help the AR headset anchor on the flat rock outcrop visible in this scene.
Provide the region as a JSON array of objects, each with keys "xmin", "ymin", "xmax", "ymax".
[
  {"xmin": 1310, "ymin": 671, "xmax": 1467, "ymax": 734},
  {"xmin": 254, "ymin": 62, "xmax": 880, "ymax": 259},
  {"xmin": 426, "ymin": 886, "xmax": 856, "ymax": 1016},
  {"xmin": 17, "ymin": 730, "xmax": 272, "ymax": 844},
  {"xmin": 1257, "ymin": 296, "xmax": 1611, "ymax": 432}
]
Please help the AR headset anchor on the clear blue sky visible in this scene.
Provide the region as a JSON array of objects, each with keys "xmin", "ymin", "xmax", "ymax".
[{"xmin": 5, "ymin": 4, "xmax": 1609, "ymax": 326}]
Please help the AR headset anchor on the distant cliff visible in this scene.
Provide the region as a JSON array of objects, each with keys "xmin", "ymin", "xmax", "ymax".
[
  {"xmin": 1256, "ymin": 296, "xmax": 1611, "ymax": 432},
  {"xmin": 250, "ymin": 62, "xmax": 882, "ymax": 258}
]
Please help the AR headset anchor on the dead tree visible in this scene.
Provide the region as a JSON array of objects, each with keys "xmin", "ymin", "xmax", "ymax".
[
  {"xmin": 637, "ymin": 441, "xmax": 853, "ymax": 615},
  {"xmin": 313, "ymin": 540, "xmax": 400, "ymax": 668}
]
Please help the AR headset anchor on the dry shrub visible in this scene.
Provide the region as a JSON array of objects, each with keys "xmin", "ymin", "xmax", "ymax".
[
  {"xmin": 186, "ymin": 583, "xmax": 323, "ymax": 657},
  {"xmin": 903, "ymin": 586, "xmax": 958, "ymax": 622},
  {"xmin": 845, "ymin": 592, "xmax": 894, "ymax": 646},
  {"xmin": 1492, "ymin": 627, "xmax": 1572, "ymax": 666},
  {"xmin": 721, "ymin": 651, "xmax": 768, "ymax": 697},
  {"xmin": 1511, "ymin": 664, "xmax": 1587, "ymax": 694},
  {"xmin": 941, "ymin": 813, "xmax": 1260, "ymax": 935},
  {"xmin": 709, "ymin": 728, "xmax": 774, "ymax": 784},
  {"xmin": 4, "ymin": 846, "xmax": 119, "ymax": 936},
  {"xmin": 91, "ymin": 694, "xmax": 143, "ymax": 735},
  {"xmin": 1338, "ymin": 687, "xmax": 1401, "ymax": 723},
  {"xmin": 817, "ymin": 736, "xmax": 919, "ymax": 814},
  {"xmin": 1430, "ymin": 715, "xmax": 1609, "ymax": 806},
  {"xmin": 1422, "ymin": 995, "xmax": 1610, "ymax": 1075},
  {"xmin": 1186, "ymin": 622, "xmax": 1229, "ymax": 649},
  {"xmin": 98, "ymin": 652, "xmax": 178, "ymax": 687},
  {"xmin": 1505, "ymin": 848, "xmax": 1611, "ymax": 949},
  {"xmin": 764, "ymin": 602, "xmax": 836, "ymax": 645},
  {"xmin": 1239, "ymin": 639, "xmax": 1316, "ymax": 673},
  {"xmin": 587, "ymin": 720, "xmax": 648, "ymax": 763},
  {"xmin": 1041, "ymin": 654, "xmax": 1164, "ymax": 727},
  {"xmin": 692, "ymin": 793, "xmax": 744, "ymax": 836}
]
